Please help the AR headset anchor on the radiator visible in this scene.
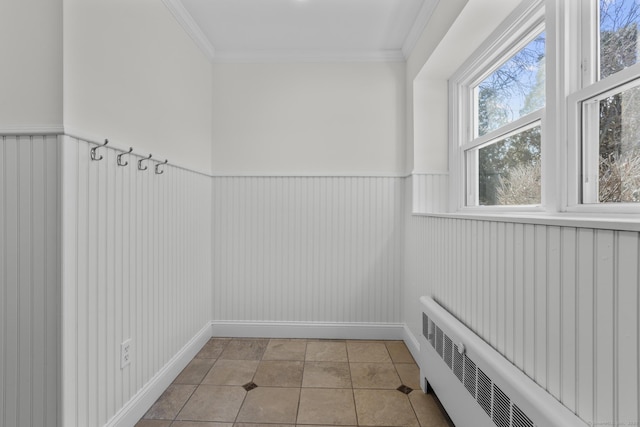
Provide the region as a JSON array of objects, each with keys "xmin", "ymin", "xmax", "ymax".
[{"xmin": 419, "ymin": 296, "xmax": 588, "ymax": 427}]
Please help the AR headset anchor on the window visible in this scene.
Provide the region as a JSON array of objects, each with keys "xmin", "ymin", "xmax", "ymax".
[
  {"xmin": 570, "ymin": 0, "xmax": 640, "ymax": 209},
  {"xmin": 470, "ymin": 33, "xmax": 545, "ymax": 206},
  {"xmin": 449, "ymin": 0, "xmax": 640, "ymax": 214},
  {"xmin": 450, "ymin": 1, "xmax": 545, "ymax": 210}
]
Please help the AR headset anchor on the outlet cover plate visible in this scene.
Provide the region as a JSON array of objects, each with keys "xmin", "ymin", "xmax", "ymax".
[{"xmin": 121, "ymin": 339, "xmax": 132, "ymax": 369}]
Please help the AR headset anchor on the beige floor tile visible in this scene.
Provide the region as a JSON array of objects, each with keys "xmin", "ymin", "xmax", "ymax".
[
  {"xmin": 409, "ymin": 391, "xmax": 450, "ymax": 427},
  {"xmin": 395, "ymin": 363, "xmax": 421, "ymax": 390},
  {"xmin": 346, "ymin": 342, "xmax": 391, "ymax": 363},
  {"xmin": 302, "ymin": 362, "xmax": 351, "ymax": 388},
  {"xmin": 219, "ymin": 339, "xmax": 269, "ymax": 360},
  {"xmin": 305, "ymin": 341, "xmax": 348, "ymax": 362},
  {"xmin": 144, "ymin": 384, "xmax": 197, "ymax": 420},
  {"xmin": 135, "ymin": 420, "xmax": 171, "ymax": 427},
  {"xmin": 350, "ymin": 363, "xmax": 402, "ymax": 389},
  {"xmin": 263, "ymin": 339, "xmax": 307, "ymax": 361},
  {"xmin": 174, "ymin": 358, "xmax": 216, "ymax": 385},
  {"xmin": 353, "ymin": 389, "xmax": 419, "ymax": 426},
  {"xmin": 386, "ymin": 341, "xmax": 415, "ymax": 364},
  {"xmin": 171, "ymin": 422, "xmax": 232, "ymax": 427},
  {"xmin": 297, "ymin": 388, "xmax": 357, "ymax": 426},
  {"xmin": 202, "ymin": 360, "xmax": 259, "ymax": 386},
  {"xmin": 253, "ymin": 361, "xmax": 304, "ymax": 387},
  {"xmin": 236, "ymin": 387, "xmax": 300, "ymax": 424},
  {"xmin": 196, "ymin": 338, "xmax": 231, "ymax": 359},
  {"xmin": 176, "ymin": 385, "xmax": 246, "ymax": 422},
  {"xmin": 235, "ymin": 424, "xmax": 293, "ymax": 427}
]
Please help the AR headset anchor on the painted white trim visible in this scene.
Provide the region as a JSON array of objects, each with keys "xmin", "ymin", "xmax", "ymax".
[
  {"xmin": 103, "ymin": 322, "xmax": 212, "ymax": 427},
  {"xmin": 402, "ymin": 0, "xmax": 441, "ymax": 59},
  {"xmin": 416, "ymin": 211, "xmax": 640, "ymax": 232},
  {"xmin": 211, "ymin": 321, "xmax": 406, "ymax": 340},
  {"xmin": 212, "ymin": 49, "xmax": 406, "ymax": 63},
  {"xmin": 210, "ymin": 172, "xmax": 411, "ymax": 178},
  {"xmin": 402, "ymin": 324, "xmax": 421, "ymax": 364},
  {"xmin": 0, "ymin": 125, "xmax": 64, "ymax": 135},
  {"xmin": 161, "ymin": 0, "xmax": 216, "ymax": 62},
  {"xmin": 411, "ymin": 171, "xmax": 448, "ymax": 176}
]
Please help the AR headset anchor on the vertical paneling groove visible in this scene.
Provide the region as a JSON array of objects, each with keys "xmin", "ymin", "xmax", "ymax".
[
  {"xmin": 404, "ymin": 175, "xmax": 640, "ymax": 427},
  {"xmin": 0, "ymin": 135, "xmax": 60, "ymax": 427},
  {"xmin": 616, "ymin": 232, "xmax": 638, "ymax": 424},
  {"xmin": 59, "ymin": 137, "xmax": 211, "ymax": 427},
  {"xmin": 595, "ymin": 230, "xmax": 615, "ymax": 424}
]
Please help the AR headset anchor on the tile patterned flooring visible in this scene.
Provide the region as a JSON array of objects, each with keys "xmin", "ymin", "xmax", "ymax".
[{"xmin": 135, "ymin": 338, "xmax": 452, "ymax": 427}]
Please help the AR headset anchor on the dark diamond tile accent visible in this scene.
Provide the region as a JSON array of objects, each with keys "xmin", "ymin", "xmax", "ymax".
[
  {"xmin": 397, "ymin": 384, "xmax": 413, "ymax": 395},
  {"xmin": 242, "ymin": 382, "xmax": 258, "ymax": 392}
]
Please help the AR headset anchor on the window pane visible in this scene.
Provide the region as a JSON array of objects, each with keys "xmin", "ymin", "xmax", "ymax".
[
  {"xmin": 596, "ymin": 84, "xmax": 640, "ymax": 202},
  {"xmin": 600, "ymin": 0, "xmax": 640, "ymax": 79},
  {"xmin": 477, "ymin": 125, "xmax": 541, "ymax": 206},
  {"xmin": 475, "ymin": 33, "xmax": 545, "ymax": 137}
]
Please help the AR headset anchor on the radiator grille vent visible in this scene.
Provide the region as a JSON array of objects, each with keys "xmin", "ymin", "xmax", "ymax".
[
  {"xmin": 513, "ymin": 405, "xmax": 534, "ymax": 427},
  {"xmin": 493, "ymin": 383, "xmax": 511, "ymax": 427},
  {"xmin": 423, "ymin": 315, "xmax": 537, "ymax": 427},
  {"xmin": 453, "ymin": 345, "xmax": 464, "ymax": 382},
  {"xmin": 444, "ymin": 336, "xmax": 453, "ymax": 369},
  {"xmin": 464, "ymin": 354, "xmax": 477, "ymax": 399},
  {"xmin": 478, "ymin": 369, "xmax": 492, "ymax": 417}
]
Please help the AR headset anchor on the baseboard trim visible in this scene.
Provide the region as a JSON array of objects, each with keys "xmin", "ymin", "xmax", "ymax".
[
  {"xmin": 211, "ymin": 321, "xmax": 406, "ymax": 340},
  {"xmin": 104, "ymin": 322, "xmax": 212, "ymax": 427},
  {"xmin": 402, "ymin": 323, "xmax": 421, "ymax": 363}
]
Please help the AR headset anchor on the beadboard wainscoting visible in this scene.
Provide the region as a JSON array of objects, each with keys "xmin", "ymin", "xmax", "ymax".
[
  {"xmin": 211, "ymin": 176, "xmax": 405, "ymax": 327},
  {"xmin": 0, "ymin": 135, "xmax": 60, "ymax": 427},
  {"xmin": 403, "ymin": 178, "xmax": 640, "ymax": 427},
  {"xmin": 60, "ymin": 136, "xmax": 213, "ymax": 427},
  {"xmin": 412, "ymin": 173, "xmax": 448, "ymax": 214}
]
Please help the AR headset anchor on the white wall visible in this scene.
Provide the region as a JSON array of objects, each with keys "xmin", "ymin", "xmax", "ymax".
[
  {"xmin": 0, "ymin": 0, "xmax": 63, "ymax": 129},
  {"xmin": 211, "ymin": 62, "xmax": 406, "ymax": 175},
  {"xmin": 61, "ymin": 137, "xmax": 212, "ymax": 427},
  {"xmin": 63, "ymin": 0, "xmax": 213, "ymax": 173},
  {"xmin": 0, "ymin": 136, "xmax": 60, "ymax": 427}
]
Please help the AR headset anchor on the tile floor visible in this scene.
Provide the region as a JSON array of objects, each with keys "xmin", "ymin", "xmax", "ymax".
[{"xmin": 135, "ymin": 338, "xmax": 452, "ymax": 427}]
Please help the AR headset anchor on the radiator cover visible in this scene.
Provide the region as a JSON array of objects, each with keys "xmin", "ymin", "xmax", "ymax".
[{"xmin": 419, "ymin": 296, "xmax": 588, "ymax": 427}]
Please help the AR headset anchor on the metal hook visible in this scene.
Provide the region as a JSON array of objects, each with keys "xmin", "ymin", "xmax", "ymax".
[
  {"xmin": 155, "ymin": 159, "xmax": 168, "ymax": 175},
  {"xmin": 90, "ymin": 139, "xmax": 109, "ymax": 161},
  {"xmin": 117, "ymin": 147, "xmax": 133, "ymax": 166},
  {"xmin": 138, "ymin": 153, "xmax": 152, "ymax": 171}
]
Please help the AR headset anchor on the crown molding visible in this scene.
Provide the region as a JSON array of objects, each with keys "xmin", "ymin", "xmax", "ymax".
[
  {"xmin": 402, "ymin": 0, "xmax": 441, "ymax": 58},
  {"xmin": 212, "ymin": 49, "xmax": 406, "ymax": 63},
  {"xmin": 161, "ymin": 0, "xmax": 216, "ymax": 62}
]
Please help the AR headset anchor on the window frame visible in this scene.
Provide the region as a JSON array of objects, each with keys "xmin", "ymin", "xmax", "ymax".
[{"xmin": 449, "ymin": 0, "xmax": 546, "ymax": 212}]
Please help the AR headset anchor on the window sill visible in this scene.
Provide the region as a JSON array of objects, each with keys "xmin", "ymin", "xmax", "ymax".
[{"xmin": 413, "ymin": 210, "xmax": 640, "ymax": 232}]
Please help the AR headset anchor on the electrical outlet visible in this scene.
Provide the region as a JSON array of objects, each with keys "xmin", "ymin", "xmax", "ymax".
[{"xmin": 121, "ymin": 339, "xmax": 132, "ymax": 369}]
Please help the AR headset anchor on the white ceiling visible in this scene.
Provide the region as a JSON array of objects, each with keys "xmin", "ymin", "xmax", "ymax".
[{"xmin": 163, "ymin": 0, "xmax": 440, "ymax": 62}]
